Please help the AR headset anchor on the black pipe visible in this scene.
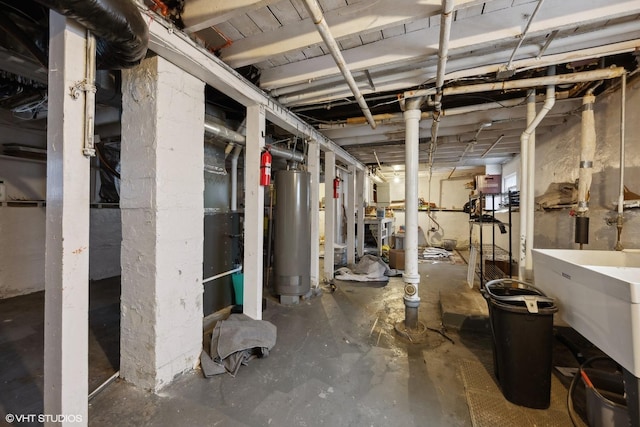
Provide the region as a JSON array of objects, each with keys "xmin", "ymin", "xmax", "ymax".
[
  {"xmin": 575, "ymin": 216, "xmax": 589, "ymax": 245},
  {"xmin": 34, "ymin": 0, "xmax": 148, "ymax": 69}
]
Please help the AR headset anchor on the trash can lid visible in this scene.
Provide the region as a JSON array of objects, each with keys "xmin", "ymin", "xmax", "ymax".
[{"xmin": 484, "ymin": 279, "xmax": 555, "ymax": 314}]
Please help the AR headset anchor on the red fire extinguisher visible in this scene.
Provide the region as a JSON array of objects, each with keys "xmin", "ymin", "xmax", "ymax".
[
  {"xmin": 333, "ymin": 177, "xmax": 340, "ymax": 199},
  {"xmin": 260, "ymin": 148, "xmax": 272, "ymax": 186}
]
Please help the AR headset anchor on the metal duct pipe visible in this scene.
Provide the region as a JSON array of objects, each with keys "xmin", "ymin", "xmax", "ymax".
[
  {"xmin": 301, "ymin": 0, "xmax": 376, "ymax": 129},
  {"xmin": 35, "ymin": 0, "xmax": 148, "ymax": 69},
  {"xmin": 204, "ymin": 119, "xmax": 305, "ymax": 163},
  {"xmin": 519, "ymin": 66, "xmax": 555, "ymax": 280},
  {"xmin": 615, "ymin": 72, "xmax": 627, "ymax": 251},
  {"xmin": 205, "ymin": 119, "xmax": 246, "ymax": 144},
  {"xmin": 230, "ymin": 145, "xmax": 243, "ymax": 212}
]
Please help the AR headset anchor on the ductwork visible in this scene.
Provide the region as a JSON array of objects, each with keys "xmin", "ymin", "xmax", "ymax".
[{"xmin": 34, "ymin": 0, "xmax": 149, "ymax": 69}]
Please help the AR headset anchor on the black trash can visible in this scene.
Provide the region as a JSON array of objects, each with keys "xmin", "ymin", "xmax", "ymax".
[{"xmin": 483, "ymin": 279, "xmax": 558, "ymax": 409}]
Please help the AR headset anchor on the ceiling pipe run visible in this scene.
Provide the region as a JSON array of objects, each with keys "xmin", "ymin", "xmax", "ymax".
[
  {"xmin": 301, "ymin": 0, "xmax": 377, "ymax": 129},
  {"xmin": 405, "ymin": 67, "xmax": 626, "ymax": 99}
]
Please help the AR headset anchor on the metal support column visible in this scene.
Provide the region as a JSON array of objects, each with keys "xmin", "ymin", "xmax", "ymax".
[{"xmin": 347, "ymin": 165, "xmax": 356, "ymax": 265}]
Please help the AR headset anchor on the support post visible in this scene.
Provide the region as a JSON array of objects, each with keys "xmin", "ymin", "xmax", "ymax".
[
  {"xmin": 120, "ymin": 56, "xmax": 205, "ymax": 390},
  {"xmin": 399, "ymin": 98, "xmax": 424, "ymax": 334},
  {"xmin": 324, "ymin": 151, "xmax": 336, "ymax": 280},
  {"xmin": 356, "ymin": 169, "xmax": 365, "ymax": 258},
  {"xmin": 309, "ymin": 140, "xmax": 321, "ymax": 289},
  {"xmin": 243, "ymin": 104, "xmax": 266, "ymax": 319},
  {"xmin": 347, "ymin": 165, "xmax": 356, "ymax": 265},
  {"xmin": 44, "ymin": 13, "xmax": 90, "ymax": 423}
]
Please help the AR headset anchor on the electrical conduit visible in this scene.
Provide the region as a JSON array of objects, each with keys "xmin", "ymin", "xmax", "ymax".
[{"xmin": 615, "ymin": 72, "xmax": 626, "ymax": 250}]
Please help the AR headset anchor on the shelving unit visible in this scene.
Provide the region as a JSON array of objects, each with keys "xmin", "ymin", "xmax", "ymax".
[
  {"xmin": 364, "ymin": 216, "xmax": 393, "ymax": 255},
  {"xmin": 467, "ymin": 192, "xmax": 514, "ymax": 288}
]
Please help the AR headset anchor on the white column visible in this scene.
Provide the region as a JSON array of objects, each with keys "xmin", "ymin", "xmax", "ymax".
[
  {"xmin": 356, "ymin": 169, "xmax": 365, "ymax": 258},
  {"xmin": 120, "ymin": 56, "xmax": 205, "ymax": 391},
  {"xmin": 403, "ymin": 104, "xmax": 422, "ymax": 328},
  {"xmin": 324, "ymin": 151, "xmax": 336, "ymax": 280},
  {"xmin": 243, "ymin": 104, "xmax": 266, "ymax": 319},
  {"xmin": 44, "ymin": 13, "xmax": 90, "ymax": 423},
  {"xmin": 308, "ymin": 140, "xmax": 320, "ymax": 289},
  {"xmin": 346, "ymin": 165, "xmax": 356, "ymax": 264}
]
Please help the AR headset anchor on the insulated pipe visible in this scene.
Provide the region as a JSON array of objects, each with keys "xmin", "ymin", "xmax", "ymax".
[
  {"xmin": 577, "ymin": 93, "xmax": 596, "ymax": 214},
  {"xmin": 615, "ymin": 72, "xmax": 627, "ymax": 251},
  {"xmin": 35, "ymin": 0, "xmax": 148, "ymax": 69},
  {"xmin": 405, "ymin": 67, "xmax": 626, "ymax": 99},
  {"xmin": 518, "ymin": 66, "xmax": 555, "ymax": 280},
  {"xmin": 301, "ymin": 0, "xmax": 377, "ymax": 129},
  {"xmin": 402, "ymin": 97, "xmax": 424, "ymax": 330},
  {"xmin": 230, "ymin": 145, "xmax": 243, "ymax": 212}
]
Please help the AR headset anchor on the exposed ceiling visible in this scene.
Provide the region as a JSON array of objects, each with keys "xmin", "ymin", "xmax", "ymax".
[
  {"xmin": 178, "ymin": 0, "xmax": 640, "ymax": 174},
  {"xmin": 1, "ymin": 0, "xmax": 639, "ymax": 176}
]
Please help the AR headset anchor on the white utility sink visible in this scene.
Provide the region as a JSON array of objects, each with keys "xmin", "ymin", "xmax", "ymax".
[{"xmin": 532, "ymin": 249, "xmax": 640, "ymax": 377}]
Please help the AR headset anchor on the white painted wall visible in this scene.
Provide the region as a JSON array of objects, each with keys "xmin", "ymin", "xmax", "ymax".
[{"xmin": 534, "ymin": 80, "xmax": 640, "ymax": 250}]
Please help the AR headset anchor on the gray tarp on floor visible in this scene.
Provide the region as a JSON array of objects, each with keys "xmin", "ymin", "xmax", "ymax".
[
  {"xmin": 201, "ymin": 313, "xmax": 277, "ymax": 377},
  {"xmin": 335, "ymin": 254, "xmax": 395, "ymax": 282}
]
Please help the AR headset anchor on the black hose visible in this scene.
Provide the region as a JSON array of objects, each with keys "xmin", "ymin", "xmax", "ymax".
[
  {"xmin": 34, "ymin": 0, "xmax": 148, "ymax": 69},
  {"xmin": 567, "ymin": 355, "xmax": 619, "ymax": 426}
]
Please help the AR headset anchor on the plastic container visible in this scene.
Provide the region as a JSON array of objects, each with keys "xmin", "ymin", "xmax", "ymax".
[
  {"xmin": 231, "ymin": 273, "xmax": 243, "ymax": 306},
  {"xmin": 483, "ymin": 279, "xmax": 558, "ymax": 409},
  {"xmin": 583, "ymin": 368, "xmax": 630, "ymax": 427}
]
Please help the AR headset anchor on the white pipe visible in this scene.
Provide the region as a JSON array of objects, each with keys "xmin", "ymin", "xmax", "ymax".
[
  {"xmin": 618, "ymin": 72, "xmax": 626, "ymax": 216},
  {"xmin": 230, "ymin": 144, "xmax": 242, "ymax": 211},
  {"xmin": 519, "ymin": 66, "xmax": 556, "ymax": 280},
  {"xmin": 302, "ymin": 0, "xmax": 376, "ymax": 129},
  {"xmin": 505, "ymin": 0, "xmax": 545, "ymax": 69},
  {"xmin": 82, "ymin": 30, "xmax": 97, "ymax": 157},
  {"xmin": 203, "ymin": 265, "xmax": 243, "ymax": 284},
  {"xmin": 429, "ymin": 0, "xmax": 455, "ymax": 170},
  {"xmin": 88, "ymin": 371, "xmax": 119, "ymax": 401},
  {"xmin": 577, "ymin": 93, "xmax": 596, "ymax": 213},
  {"xmin": 402, "ymin": 98, "xmax": 423, "ymax": 328}
]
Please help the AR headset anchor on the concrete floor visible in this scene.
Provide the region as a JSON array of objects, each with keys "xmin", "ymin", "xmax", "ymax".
[{"xmin": 1, "ymin": 255, "xmax": 596, "ymax": 426}]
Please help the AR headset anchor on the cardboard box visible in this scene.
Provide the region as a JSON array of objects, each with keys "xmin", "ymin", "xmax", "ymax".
[{"xmin": 389, "ymin": 249, "xmax": 405, "ymax": 270}]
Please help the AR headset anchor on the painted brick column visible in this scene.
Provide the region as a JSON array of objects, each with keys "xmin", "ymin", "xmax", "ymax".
[
  {"xmin": 120, "ymin": 56, "xmax": 204, "ymax": 391},
  {"xmin": 324, "ymin": 151, "xmax": 335, "ymax": 280}
]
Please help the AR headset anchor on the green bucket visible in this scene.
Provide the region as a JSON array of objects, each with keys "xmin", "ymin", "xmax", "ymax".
[{"xmin": 231, "ymin": 273, "xmax": 244, "ymax": 306}]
